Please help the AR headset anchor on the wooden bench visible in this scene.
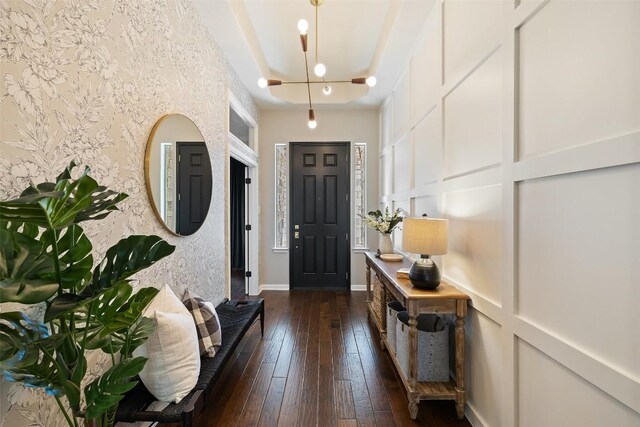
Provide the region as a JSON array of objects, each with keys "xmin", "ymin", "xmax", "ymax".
[{"xmin": 115, "ymin": 298, "xmax": 264, "ymax": 426}]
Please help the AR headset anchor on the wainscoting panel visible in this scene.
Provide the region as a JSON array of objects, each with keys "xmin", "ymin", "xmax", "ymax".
[
  {"xmin": 443, "ymin": 0, "xmax": 502, "ymax": 84},
  {"xmin": 393, "ymin": 198, "xmax": 411, "ymax": 251},
  {"xmin": 444, "ymin": 185, "xmax": 502, "ymax": 306},
  {"xmin": 444, "ymin": 48, "xmax": 502, "ymax": 179},
  {"xmin": 381, "ymin": 100, "xmax": 393, "ymax": 149},
  {"xmin": 517, "ymin": 164, "xmax": 640, "ymax": 379},
  {"xmin": 394, "ymin": 134, "xmax": 411, "ymax": 193},
  {"xmin": 413, "ymin": 107, "xmax": 442, "ymax": 188},
  {"xmin": 411, "ymin": 9, "xmax": 442, "ymax": 122},
  {"xmin": 413, "ymin": 195, "xmax": 439, "ymax": 218},
  {"xmin": 517, "ymin": 339, "xmax": 640, "ymax": 427},
  {"xmin": 381, "ymin": 153, "xmax": 394, "ymax": 197},
  {"xmin": 465, "ymin": 308, "xmax": 503, "ymax": 427},
  {"xmin": 518, "ymin": 0, "xmax": 640, "ymax": 160},
  {"xmin": 393, "ymin": 70, "xmax": 411, "ymax": 140}
]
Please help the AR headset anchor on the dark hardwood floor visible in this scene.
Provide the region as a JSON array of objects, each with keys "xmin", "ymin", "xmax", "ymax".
[{"xmin": 196, "ymin": 290, "xmax": 472, "ymax": 427}]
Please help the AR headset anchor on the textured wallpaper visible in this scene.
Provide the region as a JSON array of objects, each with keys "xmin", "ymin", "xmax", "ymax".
[{"xmin": 0, "ymin": 0, "xmax": 258, "ymax": 424}]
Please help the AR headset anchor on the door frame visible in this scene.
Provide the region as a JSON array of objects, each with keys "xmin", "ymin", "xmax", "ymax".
[
  {"xmin": 288, "ymin": 141, "xmax": 351, "ymax": 290},
  {"xmin": 226, "ymin": 91, "xmax": 259, "ymax": 297}
]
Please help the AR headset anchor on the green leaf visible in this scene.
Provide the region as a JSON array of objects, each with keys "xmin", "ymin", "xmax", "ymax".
[
  {"xmin": 84, "ymin": 357, "xmax": 147, "ymax": 419},
  {"xmin": 0, "ymin": 312, "xmax": 48, "ymax": 368},
  {"xmin": 63, "ymin": 355, "xmax": 86, "ymax": 412},
  {"xmin": 0, "ymin": 313, "xmax": 67, "ymax": 397},
  {"xmin": 45, "ymin": 280, "xmax": 132, "ymax": 323},
  {"xmin": 90, "ymin": 236, "xmax": 175, "ymax": 292},
  {"xmin": 121, "ymin": 316, "xmax": 155, "ymax": 357},
  {"xmin": 0, "ymin": 225, "xmax": 58, "ymax": 304},
  {"xmin": 40, "ymin": 225, "xmax": 93, "ymax": 290},
  {"xmin": 0, "ymin": 162, "xmax": 127, "ymax": 230}
]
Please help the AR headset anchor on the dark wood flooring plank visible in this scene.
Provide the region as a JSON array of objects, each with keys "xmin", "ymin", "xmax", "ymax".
[
  {"xmin": 318, "ymin": 361, "xmax": 336, "ymax": 427},
  {"xmin": 258, "ymin": 377, "xmax": 286, "ymax": 427},
  {"xmin": 337, "ymin": 420, "xmax": 358, "ymax": 427},
  {"xmin": 346, "ymin": 353, "xmax": 377, "ymax": 427},
  {"xmin": 334, "ymin": 379, "xmax": 356, "ymax": 419},
  {"xmin": 237, "ymin": 362, "xmax": 277, "ymax": 426},
  {"xmin": 373, "ymin": 410, "xmax": 396, "ymax": 427},
  {"xmin": 277, "ymin": 349, "xmax": 307, "ymax": 426}
]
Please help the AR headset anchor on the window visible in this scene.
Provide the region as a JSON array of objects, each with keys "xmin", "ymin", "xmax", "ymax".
[
  {"xmin": 354, "ymin": 143, "xmax": 367, "ymax": 249},
  {"xmin": 274, "ymin": 144, "xmax": 288, "ymax": 249}
]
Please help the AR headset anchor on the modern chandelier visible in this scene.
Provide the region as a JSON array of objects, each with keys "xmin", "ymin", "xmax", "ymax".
[{"xmin": 257, "ymin": 0, "xmax": 377, "ymax": 129}]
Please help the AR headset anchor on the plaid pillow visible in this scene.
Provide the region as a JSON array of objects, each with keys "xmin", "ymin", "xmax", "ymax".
[{"xmin": 182, "ymin": 291, "xmax": 222, "ymax": 357}]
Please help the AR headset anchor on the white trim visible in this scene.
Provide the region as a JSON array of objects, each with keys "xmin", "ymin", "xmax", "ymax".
[
  {"xmin": 226, "ymin": 89, "xmax": 260, "ymax": 297},
  {"xmin": 229, "ymin": 133, "xmax": 258, "ymax": 167},
  {"xmin": 260, "ymin": 284, "xmax": 290, "ymax": 292},
  {"xmin": 465, "ymin": 402, "xmax": 488, "ymax": 427},
  {"xmin": 352, "ymin": 247, "xmax": 369, "ymax": 253},
  {"xmin": 272, "ymin": 247, "xmax": 288, "ymax": 253},
  {"xmin": 351, "ymin": 284, "xmax": 367, "ymax": 291}
]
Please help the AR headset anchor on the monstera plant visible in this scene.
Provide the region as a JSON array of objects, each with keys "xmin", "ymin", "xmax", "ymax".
[{"xmin": 0, "ymin": 162, "xmax": 175, "ymax": 427}]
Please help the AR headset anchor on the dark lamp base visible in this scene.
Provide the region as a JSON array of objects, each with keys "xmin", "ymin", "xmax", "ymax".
[{"xmin": 409, "ymin": 256, "xmax": 441, "ymax": 290}]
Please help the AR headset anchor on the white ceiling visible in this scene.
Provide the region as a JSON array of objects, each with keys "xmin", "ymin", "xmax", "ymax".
[{"xmin": 193, "ymin": 0, "xmax": 435, "ymax": 109}]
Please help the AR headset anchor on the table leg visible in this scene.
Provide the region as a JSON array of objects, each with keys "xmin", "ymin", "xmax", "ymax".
[
  {"xmin": 455, "ymin": 300, "xmax": 467, "ymax": 419},
  {"xmin": 365, "ymin": 264, "xmax": 371, "ymax": 303},
  {"xmin": 408, "ymin": 393, "xmax": 419, "ymax": 419}
]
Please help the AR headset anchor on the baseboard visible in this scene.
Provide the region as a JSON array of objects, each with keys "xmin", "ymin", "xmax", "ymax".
[
  {"xmin": 259, "ymin": 284, "xmax": 367, "ymax": 292},
  {"xmin": 465, "ymin": 402, "xmax": 487, "ymax": 427},
  {"xmin": 259, "ymin": 284, "xmax": 290, "ymax": 292}
]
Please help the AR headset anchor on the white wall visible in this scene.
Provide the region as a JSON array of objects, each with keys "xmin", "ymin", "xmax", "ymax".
[
  {"xmin": 259, "ymin": 109, "xmax": 379, "ymax": 289},
  {"xmin": 379, "ymin": 1, "xmax": 640, "ymax": 426}
]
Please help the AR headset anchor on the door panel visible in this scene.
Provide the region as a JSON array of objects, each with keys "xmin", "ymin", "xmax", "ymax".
[
  {"xmin": 176, "ymin": 142, "xmax": 212, "ymax": 235},
  {"xmin": 290, "ymin": 142, "xmax": 350, "ymax": 289}
]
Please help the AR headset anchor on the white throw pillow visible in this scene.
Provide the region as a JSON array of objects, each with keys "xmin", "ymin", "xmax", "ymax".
[{"xmin": 133, "ymin": 285, "xmax": 200, "ymax": 403}]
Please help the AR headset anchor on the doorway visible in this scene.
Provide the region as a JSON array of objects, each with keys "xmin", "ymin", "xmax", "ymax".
[
  {"xmin": 230, "ymin": 157, "xmax": 247, "ymax": 299},
  {"xmin": 290, "ymin": 142, "xmax": 350, "ymax": 289}
]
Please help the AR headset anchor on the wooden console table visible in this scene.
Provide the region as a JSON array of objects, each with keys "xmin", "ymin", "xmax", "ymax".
[{"xmin": 364, "ymin": 252, "xmax": 470, "ymax": 420}]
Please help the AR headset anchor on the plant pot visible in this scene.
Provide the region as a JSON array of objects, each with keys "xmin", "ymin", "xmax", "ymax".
[{"xmin": 378, "ymin": 233, "xmax": 394, "ymax": 254}]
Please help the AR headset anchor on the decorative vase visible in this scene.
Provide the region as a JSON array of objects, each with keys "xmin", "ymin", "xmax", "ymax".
[{"xmin": 378, "ymin": 233, "xmax": 394, "ymax": 254}]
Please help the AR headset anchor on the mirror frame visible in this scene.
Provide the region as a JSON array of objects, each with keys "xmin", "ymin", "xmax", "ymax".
[{"xmin": 144, "ymin": 113, "xmax": 211, "ymax": 236}]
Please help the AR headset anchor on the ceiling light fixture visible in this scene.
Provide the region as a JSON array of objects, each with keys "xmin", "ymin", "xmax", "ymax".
[{"xmin": 257, "ymin": 0, "xmax": 377, "ymax": 129}]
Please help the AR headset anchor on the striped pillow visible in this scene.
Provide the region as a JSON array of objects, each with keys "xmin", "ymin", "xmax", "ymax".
[{"xmin": 182, "ymin": 291, "xmax": 222, "ymax": 357}]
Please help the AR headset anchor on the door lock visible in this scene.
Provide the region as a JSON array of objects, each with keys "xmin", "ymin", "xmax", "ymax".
[{"xmin": 294, "ymin": 232, "xmax": 300, "ymax": 239}]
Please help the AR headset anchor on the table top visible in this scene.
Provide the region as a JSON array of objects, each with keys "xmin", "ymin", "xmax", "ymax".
[{"xmin": 365, "ymin": 252, "xmax": 470, "ymax": 301}]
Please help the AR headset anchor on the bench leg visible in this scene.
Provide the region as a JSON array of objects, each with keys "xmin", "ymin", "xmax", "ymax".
[{"xmin": 260, "ymin": 301, "xmax": 265, "ymax": 337}]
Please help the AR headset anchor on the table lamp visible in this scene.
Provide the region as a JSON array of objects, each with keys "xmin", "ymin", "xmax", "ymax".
[{"xmin": 402, "ymin": 216, "xmax": 448, "ymax": 289}]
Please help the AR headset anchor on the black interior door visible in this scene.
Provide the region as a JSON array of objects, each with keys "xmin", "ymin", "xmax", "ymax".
[
  {"xmin": 176, "ymin": 142, "xmax": 212, "ymax": 235},
  {"xmin": 290, "ymin": 142, "xmax": 350, "ymax": 289}
]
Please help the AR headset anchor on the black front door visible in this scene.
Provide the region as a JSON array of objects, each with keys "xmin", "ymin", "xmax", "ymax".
[
  {"xmin": 290, "ymin": 142, "xmax": 350, "ymax": 289},
  {"xmin": 176, "ymin": 142, "xmax": 212, "ymax": 235}
]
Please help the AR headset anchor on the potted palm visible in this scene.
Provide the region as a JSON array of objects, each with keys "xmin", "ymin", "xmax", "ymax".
[{"xmin": 0, "ymin": 162, "xmax": 175, "ymax": 427}]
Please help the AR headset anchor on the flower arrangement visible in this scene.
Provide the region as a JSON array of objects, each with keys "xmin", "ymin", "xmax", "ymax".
[{"xmin": 363, "ymin": 207, "xmax": 404, "ymax": 234}]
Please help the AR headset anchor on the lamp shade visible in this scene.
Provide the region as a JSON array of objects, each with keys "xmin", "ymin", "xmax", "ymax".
[{"xmin": 402, "ymin": 217, "xmax": 448, "ymax": 255}]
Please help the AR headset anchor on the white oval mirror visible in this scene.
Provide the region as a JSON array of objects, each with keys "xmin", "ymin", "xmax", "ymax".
[{"xmin": 145, "ymin": 114, "xmax": 212, "ymax": 236}]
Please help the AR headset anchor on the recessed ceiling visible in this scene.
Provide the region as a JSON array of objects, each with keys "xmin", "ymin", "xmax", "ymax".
[{"xmin": 193, "ymin": 0, "xmax": 435, "ymax": 109}]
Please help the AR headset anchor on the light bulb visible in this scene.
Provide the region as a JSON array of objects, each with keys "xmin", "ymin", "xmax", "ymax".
[
  {"xmin": 297, "ymin": 19, "xmax": 309, "ymax": 34},
  {"xmin": 308, "ymin": 119, "xmax": 317, "ymax": 129},
  {"xmin": 366, "ymin": 76, "xmax": 377, "ymax": 87},
  {"xmin": 257, "ymin": 77, "xmax": 267, "ymax": 88},
  {"xmin": 322, "ymin": 85, "xmax": 332, "ymax": 96},
  {"xmin": 314, "ymin": 63, "xmax": 326, "ymax": 77}
]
